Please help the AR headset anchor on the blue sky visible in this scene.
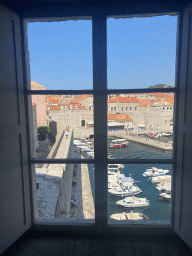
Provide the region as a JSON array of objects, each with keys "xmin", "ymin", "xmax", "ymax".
[{"xmin": 28, "ymin": 15, "xmax": 177, "ymax": 90}]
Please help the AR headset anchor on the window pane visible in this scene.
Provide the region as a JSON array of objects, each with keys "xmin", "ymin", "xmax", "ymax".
[
  {"xmin": 107, "ymin": 15, "xmax": 177, "ymax": 89},
  {"xmin": 108, "ymin": 164, "xmax": 172, "ymax": 225},
  {"xmin": 29, "ymin": 94, "xmax": 94, "ymax": 160},
  {"xmin": 28, "ymin": 20, "xmax": 92, "ymax": 90},
  {"xmin": 34, "ymin": 163, "xmax": 95, "ymax": 223},
  {"xmin": 107, "ymin": 93, "xmax": 174, "ymax": 159}
]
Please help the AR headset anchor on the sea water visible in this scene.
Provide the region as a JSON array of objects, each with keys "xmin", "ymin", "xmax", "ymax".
[{"xmin": 82, "ymin": 137, "xmax": 172, "ymax": 222}]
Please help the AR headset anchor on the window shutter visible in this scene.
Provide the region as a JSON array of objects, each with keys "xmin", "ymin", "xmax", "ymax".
[
  {"xmin": 0, "ymin": 4, "xmax": 31, "ymax": 254},
  {"xmin": 174, "ymin": 4, "xmax": 192, "ymax": 249}
]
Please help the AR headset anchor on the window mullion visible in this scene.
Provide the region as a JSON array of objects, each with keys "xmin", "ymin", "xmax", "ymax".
[{"xmin": 93, "ymin": 14, "xmax": 108, "ymax": 231}]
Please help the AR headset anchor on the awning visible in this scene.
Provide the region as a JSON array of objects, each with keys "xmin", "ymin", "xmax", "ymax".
[{"xmin": 139, "ymin": 124, "xmax": 145, "ymax": 127}]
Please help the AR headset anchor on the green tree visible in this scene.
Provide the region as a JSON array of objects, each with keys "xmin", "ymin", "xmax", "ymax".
[
  {"xmin": 148, "ymin": 84, "xmax": 173, "ymax": 88},
  {"xmin": 38, "ymin": 126, "xmax": 51, "ymax": 141}
]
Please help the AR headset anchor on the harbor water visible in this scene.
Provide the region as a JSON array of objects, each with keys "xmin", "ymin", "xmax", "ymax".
[{"xmin": 81, "ymin": 137, "xmax": 172, "ymax": 222}]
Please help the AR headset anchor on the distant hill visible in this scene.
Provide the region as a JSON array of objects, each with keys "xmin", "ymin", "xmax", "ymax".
[{"xmin": 148, "ymin": 84, "xmax": 173, "ymax": 88}]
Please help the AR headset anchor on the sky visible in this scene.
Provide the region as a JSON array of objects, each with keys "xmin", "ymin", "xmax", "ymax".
[{"xmin": 28, "ymin": 15, "xmax": 177, "ymax": 90}]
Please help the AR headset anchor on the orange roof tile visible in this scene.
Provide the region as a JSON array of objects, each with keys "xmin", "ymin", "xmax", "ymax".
[
  {"xmin": 108, "ymin": 113, "xmax": 132, "ymax": 121},
  {"xmin": 138, "ymin": 99, "xmax": 156, "ymax": 106},
  {"xmin": 109, "ymin": 98, "xmax": 117, "ymax": 103},
  {"xmin": 47, "ymin": 105, "xmax": 61, "ymax": 110},
  {"xmin": 151, "ymin": 100, "xmax": 174, "ymax": 107},
  {"xmin": 115, "ymin": 96, "xmax": 139, "ymax": 103},
  {"xmin": 70, "ymin": 95, "xmax": 91, "ymax": 104}
]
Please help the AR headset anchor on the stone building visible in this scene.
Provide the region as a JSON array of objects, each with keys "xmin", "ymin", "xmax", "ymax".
[
  {"xmin": 31, "ymin": 81, "xmax": 47, "ymax": 126},
  {"xmin": 108, "ymin": 96, "xmax": 139, "ymax": 113}
]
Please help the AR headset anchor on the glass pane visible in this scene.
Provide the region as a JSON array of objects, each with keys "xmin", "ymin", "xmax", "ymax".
[
  {"xmin": 107, "ymin": 93, "xmax": 174, "ymax": 159},
  {"xmin": 29, "ymin": 94, "xmax": 94, "ymax": 160},
  {"xmin": 107, "ymin": 15, "xmax": 177, "ymax": 89},
  {"xmin": 108, "ymin": 164, "xmax": 172, "ymax": 225},
  {"xmin": 34, "ymin": 163, "xmax": 95, "ymax": 223},
  {"xmin": 28, "ymin": 20, "xmax": 92, "ymax": 90}
]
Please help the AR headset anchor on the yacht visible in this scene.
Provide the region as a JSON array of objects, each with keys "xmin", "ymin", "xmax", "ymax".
[
  {"xmin": 108, "ymin": 164, "xmax": 124, "ymax": 170},
  {"xmin": 108, "ymin": 184, "xmax": 142, "ymax": 196},
  {"xmin": 142, "ymin": 167, "xmax": 169, "ymax": 177},
  {"xmin": 108, "ymin": 174, "xmax": 125, "ymax": 182},
  {"xmin": 108, "ymin": 177, "xmax": 135, "ymax": 189},
  {"xmin": 110, "ymin": 211, "xmax": 148, "ymax": 220},
  {"xmin": 86, "ymin": 151, "xmax": 94, "ymax": 158},
  {"xmin": 110, "ymin": 139, "xmax": 128, "ymax": 149},
  {"xmin": 156, "ymin": 180, "xmax": 171, "ymax": 191},
  {"xmin": 159, "ymin": 190, "xmax": 171, "ymax": 200},
  {"xmin": 116, "ymin": 195, "xmax": 150, "ymax": 208},
  {"xmin": 108, "ymin": 167, "xmax": 123, "ymax": 175},
  {"xmin": 150, "ymin": 175, "xmax": 171, "ymax": 183}
]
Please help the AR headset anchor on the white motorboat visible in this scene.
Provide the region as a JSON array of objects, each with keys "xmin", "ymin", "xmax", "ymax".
[
  {"xmin": 150, "ymin": 175, "xmax": 171, "ymax": 183},
  {"xmin": 108, "ymin": 164, "xmax": 124, "ymax": 170},
  {"xmin": 110, "ymin": 211, "xmax": 147, "ymax": 220},
  {"xmin": 108, "ymin": 174, "xmax": 125, "ymax": 182},
  {"xmin": 108, "ymin": 167, "xmax": 123, "ymax": 175},
  {"xmin": 87, "ymin": 151, "xmax": 94, "ymax": 158},
  {"xmin": 142, "ymin": 167, "xmax": 169, "ymax": 177},
  {"xmin": 108, "ymin": 177, "xmax": 135, "ymax": 189},
  {"xmin": 108, "ymin": 184, "xmax": 142, "ymax": 196},
  {"xmin": 156, "ymin": 180, "xmax": 171, "ymax": 191},
  {"xmin": 116, "ymin": 195, "xmax": 150, "ymax": 208},
  {"xmin": 73, "ymin": 140, "xmax": 85, "ymax": 146},
  {"xmin": 159, "ymin": 190, "xmax": 171, "ymax": 200}
]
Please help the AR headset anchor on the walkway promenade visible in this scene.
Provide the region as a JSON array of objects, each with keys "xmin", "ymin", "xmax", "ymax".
[{"xmin": 70, "ymin": 153, "xmax": 95, "ymax": 220}]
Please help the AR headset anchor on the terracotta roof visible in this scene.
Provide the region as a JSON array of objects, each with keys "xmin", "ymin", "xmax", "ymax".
[
  {"xmin": 109, "ymin": 98, "xmax": 117, "ymax": 103},
  {"xmin": 31, "ymin": 81, "xmax": 46, "ymax": 88},
  {"xmin": 115, "ymin": 96, "xmax": 139, "ymax": 103},
  {"xmin": 164, "ymin": 98, "xmax": 174, "ymax": 104},
  {"xmin": 151, "ymin": 100, "xmax": 174, "ymax": 107},
  {"xmin": 46, "ymin": 95, "xmax": 59, "ymax": 104},
  {"xmin": 47, "ymin": 105, "xmax": 61, "ymax": 110},
  {"xmin": 138, "ymin": 99, "xmax": 156, "ymax": 106},
  {"xmin": 70, "ymin": 95, "xmax": 90, "ymax": 104},
  {"xmin": 108, "ymin": 113, "xmax": 132, "ymax": 121},
  {"xmin": 153, "ymin": 92, "xmax": 174, "ymax": 99}
]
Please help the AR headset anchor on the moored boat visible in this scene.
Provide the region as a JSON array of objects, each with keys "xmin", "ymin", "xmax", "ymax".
[
  {"xmin": 143, "ymin": 167, "xmax": 169, "ymax": 177},
  {"xmin": 110, "ymin": 139, "xmax": 128, "ymax": 149},
  {"xmin": 116, "ymin": 195, "xmax": 150, "ymax": 208},
  {"xmin": 108, "ymin": 184, "xmax": 142, "ymax": 196},
  {"xmin": 110, "ymin": 211, "xmax": 148, "ymax": 220}
]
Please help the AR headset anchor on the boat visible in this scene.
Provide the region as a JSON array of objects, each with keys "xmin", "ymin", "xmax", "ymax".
[
  {"xmin": 156, "ymin": 180, "xmax": 171, "ymax": 191},
  {"xmin": 108, "ymin": 174, "xmax": 125, "ymax": 182},
  {"xmin": 150, "ymin": 175, "xmax": 172, "ymax": 183},
  {"xmin": 86, "ymin": 151, "xmax": 94, "ymax": 158},
  {"xmin": 110, "ymin": 211, "xmax": 148, "ymax": 220},
  {"xmin": 116, "ymin": 195, "xmax": 150, "ymax": 208},
  {"xmin": 108, "ymin": 177, "xmax": 135, "ymax": 189},
  {"xmin": 73, "ymin": 140, "xmax": 85, "ymax": 146},
  {"xmin": 110, "ymin": 139, "xmax": 128, "ymax": 149},
  {"xmin": 142, "ymin": 167, "xmax": 169, "ymax": 177},
  {"xmin": 108, "ymin": 167, "xmax": 123, "ymax": 175},
  {"xmin": 108, "ymin": 164, "xmax": 124, "ymax": 170},
  {"xmin": 108, "ymin": 184, "xmax": 142, "ymax": 196},
  {"xmin": 159, "ymin": 190, "xmax": 171, "ymax": 200}
]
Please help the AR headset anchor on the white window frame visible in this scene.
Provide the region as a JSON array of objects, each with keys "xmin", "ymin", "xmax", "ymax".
[{"xmin": 24, "ymin": 13, "xmax": 177, "ymax": 233}]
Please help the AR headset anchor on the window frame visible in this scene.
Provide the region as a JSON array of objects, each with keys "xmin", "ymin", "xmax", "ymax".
[{"xmin": 23, "ymin": 12, "xmax": 179, "ymax": 234}]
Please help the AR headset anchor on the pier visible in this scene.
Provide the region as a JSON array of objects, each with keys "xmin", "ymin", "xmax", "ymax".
[
  {"xmin": 70, "ymin": 154, "xmax": 95, "ymax": 220},
  {"xmin": 108, "ymin": 130, "xmax": 172, "ymax": 150}
]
